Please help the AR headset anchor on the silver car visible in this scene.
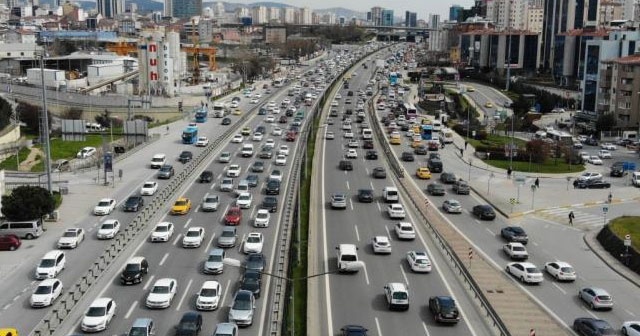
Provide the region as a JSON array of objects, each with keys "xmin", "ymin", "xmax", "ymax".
[
  {"xmin": 203, "ymin": 249, "xmax": 225, "ymax": 274},
  {"xmin": 228, "ymin": 290, "xmax": 255, "ymax": 327},
  {"xmin": 201, "ymin": 195, "xmax": 219, "ymax": 212},
  {"xmin": 217, "ymin": 227, "xmax": 237, "ymax": 248},
  {"xmin": 330, "ymin": 193, "xmax": 347, "ymax": 209},
  {"xmin": 220, "ymin": 178, "xmax": 234, "ymax": 192},
  {"xmin": 578, "ymin": 287, "xmax": 613, "ymax": 310},
  {"xmin": 442, "ymin": 199, "xmax": 462, "ymax": 214}
]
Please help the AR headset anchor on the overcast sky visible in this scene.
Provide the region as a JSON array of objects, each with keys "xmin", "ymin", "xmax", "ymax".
[{"xmin": 226, "ymin": 0, "xmax": 474, "ymax": 19}]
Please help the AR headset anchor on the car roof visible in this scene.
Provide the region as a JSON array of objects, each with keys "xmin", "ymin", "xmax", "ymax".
[
  {"xmin": 103, "ymin": 219, "xmax": 119, "ymax": 224},
  {"xmin": 39, "ymin": 278, "xmax": 60, "ymax": 286},
  {"xmin": 156, "ymin": 221, "xmax": 172, "ymax": 227},
  {"xmin": 202, "ymin": 280, "xmax": 220, "ymax": 289},
  {"xmin": 187, "ymin": 227, "xmax": 203, "ymax": 232},
  {"xmin": 154, "ymin": 278, "xmax": 175, "ymax": 286},
  {"xmin": 215, "ymin": 323, "xmax": 238, "ymax": 333},
  {"xmin": 91, "ymin": 297, "xmax": 113, "ymax": 307},
  {"xmin": 127, "ymin": 256, "xmax": 146, "ymax": 265}
]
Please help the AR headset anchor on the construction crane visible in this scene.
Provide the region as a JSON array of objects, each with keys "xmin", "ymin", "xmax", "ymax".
[
  {"xmin": 183, "ymin": 19, "xmax": 217, "ymax": 84},
  {"xmin": 106, "ymin": 40, "xmax": 138, "ymax": 57}
]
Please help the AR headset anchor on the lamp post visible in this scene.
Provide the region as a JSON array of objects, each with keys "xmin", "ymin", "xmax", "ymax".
[
  {"xmin": 488, "ymin": 172, "xmax": 495, "ymax": 194},
  {"xmin": 531, "ymin": 184, "xmax": 537, "ymax": 209},
  {"xmin": 37, "ymin": 52, "xmax": 53, "ymax": 192}
]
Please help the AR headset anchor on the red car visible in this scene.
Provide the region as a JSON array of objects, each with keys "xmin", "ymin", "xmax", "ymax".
[
  {"xmin": 286, "ymin": 131, "xmax": 296, "ymax": 142},
  {"xmin": 0, "ymin": 234, "xmax": 21, "ymax": 251},
  {"xmin": 224, "ymin": 206, "xmax": 242, "ymax": 225}
]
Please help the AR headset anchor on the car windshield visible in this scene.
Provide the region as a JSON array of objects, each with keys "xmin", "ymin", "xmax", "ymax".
[
  {"xmin": 205, "ymin": 197, "xmax": 218, "ymax": 203},
  {"xmin": 239, "ymin": 195, "xmax": 250, "ymax": 201},
  {"xmin": 221, "ymin": 230, "xmax": 235, "ymax": 237},
  {"xmin": 125, "ymin": 264, "xmax": 140, "ymax": 272},
  {"xmin": 160, "ymin": 167, "xmax": 171, "ymax": 172},
  {"xmin": 560, "ymin": 267, "xmax": 574, "ymax": 273},
  {"xmin": 128, "ymin": 327, "xmax": 148, "ymax": 336},
  {"xmin": 102, "ymin": 223, "xmax": 114, "ymax": 230},
  {"xmin": 152, "ymin": 286, "xmax": 170, "ymax": 294},
  {"xmin": 232, "ymin": 297, "xmax": 252, "ymax": 310},
  {"xmin": 86, "ymin": 307, "xmax": 106, "ymax": 316},
  {"xmin": 186, "ymin": 231, "xmax": 200, "ymax": 237},
  {"xmin": 201, "ymin": 288, "xmax": 217, "ymax": 297},
  {"xmin": 511, "ymin": 227, "xmax": 525, "ymax": 234},
  {"xmin": 208, "ymin": 254, "xmax": 222, "ymax": 262},
  {"xmin": 143, "ymin": 183, "xmax": 155, "ymax": 188},
  {"xmin": 63, "ymin": 231, "xmax": 78, "ymax": 237},
  {"xmin": 440, "ymin": 298, "xmax": 456, "ymax": 309},
  {"xmin": 97, "ymin": 201, "xmax": 111, "ymax": 207},
  {"xmin": 448, "ymin": 201, "xmax": 460, "ymax": 206},
  {"xmin": 156, "ymin": 226, "xmax": 168, "ymax": 232},
  {"xmin": 34, "ymin": 285, "xmax": 52, "ymax": 294},
  {"xmin": 415, "ymin": 258, "xmax": 429, "ymax": 264},
  {"xmin": 257, "ymin": 213, "xmax": 268, "ymax": 219},
  {"xmin": 175, "ymin": 200, "xmax": 188, "ymax": 206},
  {"xmin": 513, "ymin": 246, "xmax": 525, "ymax": 251}
]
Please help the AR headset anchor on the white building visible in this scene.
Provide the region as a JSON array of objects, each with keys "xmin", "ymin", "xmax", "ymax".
[
  {"xmin": 268, "ymin": 7, "xmax": 280, "ymax": 22},
  {"xmin": 214, "ymin": 1, "xmax": 224, "ymax": 17},
  {"xmin": 281, "ymin": 7, "xmax": 295, "ymax": 24},
  {"xmin": 235, "ymin": 7, "xmax": 249, "ymax": 19},
  {"xmin": 300, "ymin": 7, "xmax": 312, "ymax": 24},
  {"xmin": 138, "ymin": 30, "xmax": 184, "ymax": 97},
  {"xmin": 251, "ymin": 6, "xmax": 267, "ymax": 24}
]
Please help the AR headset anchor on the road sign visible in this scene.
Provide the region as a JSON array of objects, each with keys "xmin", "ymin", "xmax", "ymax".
[
  {"xmin": 509, "ymin": 198, "xmax": 517, "ymax": 205},
  {"xmin": 623, "ymin": 162, "xmax": 636, "ymax": 171},
  {"xmin": 625, "ymin": 234, "xmax": 632, "ymax": 247},
  {"xmin": 468, "ymin": 248, "xmax": 473, "ymax": 260},
  {"xmin": 603, "ymin": 206, "xmax": 609, "ymax": 213}
]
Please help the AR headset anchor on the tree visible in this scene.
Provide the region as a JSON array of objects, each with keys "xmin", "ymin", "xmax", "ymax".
[
  {"xmin": 595, "ymin": 113, "xmax": 616, "ymax": 134},
  {"xmin": 60, "ymin": 107, "xmax": 83, "ymax": 120},
  {"xmin": 16, "ymin": 102, "xmax": 50, "ymax": 133},
  {"xmin": 525, "ymin": 139, "xmax": 549, "ymax": 164},
  {"xmin": 2, "ymin": 186, "xmax": 55, "ymax": 221}
]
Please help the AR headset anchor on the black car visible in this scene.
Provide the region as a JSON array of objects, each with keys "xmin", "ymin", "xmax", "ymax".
[
  {"xmin": 428, "ymin": 158, "xmax": 443, "ymax": 173},
  {"xmin": 341, "ymin": 325, "xmax": 368, "ymax": 336},
  {"xmin": 175, "ymin": 311, "xmax": 202, "ymax": 336},
  {"xmin": 500, "ymin": 226, "xmax": 529, "ymax": 244},
  {"xmin": 363, "ymin": 140, "xmax": 374, "ymax": 149},
  {"xmin": 258, "ymin": 107, "xmax": 267, "ymax": 115},
  {"xmin": 428, "ymin": 296, "xmax": 460, "ymax": 324},
  {"xmin": 584, "ymin": 137, "xmax": 598, "ymax": 146},
  {"xmin": 429, "ymin": 153, "xmax": 441, "ymax": 160},
  {"xmin": 426, "ymin": 183, "xmax": 446, "ymax": 196},
  {"xmin": 255, "ymin": 126, "xmax": 266, "ymax": 134},
  {"xmin": 401, "ymin": 152, "xmax": 415, "ymax": 162},
  {"xmin": 232, "ymin": 96, "xmax": 241, "ymax": 103},
  {"xmin": 365, "ymin": 150, "xmax": 378, "ymax": 160},
  {"xmin": 440, "ymin": 172, "xmax": 457, "ymax": 184},
  {"xmin": 576, "ymin": 179, "xmax": 611, "ymax": 189},
  {"xmin": 610, "ymin": 162, "xmax": 624, "ymax": 177},
  {"xmin": 265, "ymin": 180, "xmax": 280, "ymax": 195},
  {"xmin": 120, "ymin": 257, "xmax": 148, "ymax": 285},
  {"xmin": 372, "ymin": 167, "xmax": 387, "ymax": 179},
  {"xmin": 199, "ymin": 170, "xmax": 213, "ymax": 183},
  {"xmin": 221, "ymin": 117, "xmax": 232, "ymax": 125},
  {"xmin": 124, "ymin": 196, "xmax": 144, "ymax": 212},
  {"xmin": 573, "ymin": 318, "xmax": 616, "ymax": 336},
  {"xmin": 246, "ymin": 174, "xmax": 259, "ymax": 187},
  {"xmin": 472, "ymin": 205, "xmax": 496, "ymax": 220},
  {"xmin": 261, "ymin": 196, "xmax": 278, "ymax": 212},
  {"xmin": 357, "ymin": 189, "xmax": 374, "ymax": 203},
  {"xmin": 279, "ymin": 115, "xmax": 288, "ymax": 123},
  {"xmin": 339, "ymin": 160, "xmax": 353, "ymax": 171},
  {"xmin": 179, "ymin": 151, "xmax": 193, "ymax": 164},
  {"xmin": 240, "ymin": 269, "xmax": 262, "ymax": 299},
  {"xmin": 414, "ymin": 145, "xmax": 428, "ymax": 155},
  {"xmin": 245, "ymin": 253, "xmax": 266, "ymax": 272}
]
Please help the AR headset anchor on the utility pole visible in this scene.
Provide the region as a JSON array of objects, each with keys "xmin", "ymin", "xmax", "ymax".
[{"xmin": 39, "ymin": 52, "xmax": 53, "ymax": 192}]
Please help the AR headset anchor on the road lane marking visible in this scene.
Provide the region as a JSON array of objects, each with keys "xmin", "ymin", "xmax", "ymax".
[
  {"xmin": 250, "ymin": 206, "xmax": 257, "ymax": 220},
  {"xmin": 221, "ymin": 279, "xmax": 231, "ymax": 308},
  {"xmin": 173, "ymin": 234, "xmax": 182, "ymax": 246},
  {"xmin": 376, "ymin": 200, "xmax": 381, "ymax": 211},
  {"xmin": 195, "ymin": 205, "xmax": 201, "ymax": 212},
  {"xmin": 346, "ymin": 181, "xmax": 350, "ymax": 190},
  {"xmin": 349, "ymin": 199, "xmax": 354, "ymax": 211},
  {"xmin": 399, "ymin": 264, "xmax": 409, "ymax": 286},
  {"xmin": 422, "ymin": 322, "xmax": 431, "ymax": 336},
  {"xmin": 124, "ymin": 301, "xmax": 138, "ymax": 319},
  {"xmin": 159, "ymin": 253, "xmax": 169, "ymax": 266},
  {"xmin": 362, "ymin": 260, "xmax": 370, "ymax": 285},
  {"xmin": 184, "ymin": 218, "xmax": 192, "ymax": 228},
  {"xmin": 384, "ymin": 225, "xmax": 391, "ymax": 238},
  {"xmin": 551, "ymin": 282, "xmax": 567, "ymax": 295},
  {"xmin": 210, "ymin": 183, "xmax": 216, "ymax": 190},
  {"xmin": 583, "ymin": 307, "xmax": 599, "ymax": 319},
  {"xmin": 354, "ymin": 225, "xmax": 360, "ymax": 242},
  {"xmin": 205, "ymin": 233, "xmax": 216, "ymax": 252},
  {"xmin": 370, "ymin": 181, "xmax": 374, "ymax": 190},
  {"xmin": 374, "ymin": 317, "xmax": 382, "ymax": 336},
  {"xmin": 625, "ymin": 309, "xmax": 636, "ymax": 317},
  {"xmin": 532, "ymin": 242, "xmax": 539, "ymax": 247},
  {"xmin": 485, "ymin": 228, "xmax": 494, "ymax": 236},
  {"xmin": 143, "ymin": 275, "xmax": 155, "ymax": 290},
  {"xmin": 238, "ymin": 233, "xmax": 246, "ymax": 253},
  {"xmin": 176, "ymin": 278, "xmax": 193, "ymax": 311}
]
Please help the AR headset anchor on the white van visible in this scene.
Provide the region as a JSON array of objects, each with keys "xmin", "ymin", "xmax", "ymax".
[
  {"xmin": 432, "ymin": 121, "xmax": 442, "ymax": 132},
  {"xmin": 442, "ymin": 129, "xmax": 454, "ymax": 144},
  {"xmin": 336, "ymin": 244, "xmax": 359, "ymax": 273},
  {"xmin": 382, "ymin": 186, "xmax": 399, "ymax": 203},
  {"xmin": 384, "ymin": 282, "xmax": 409, "ymax": 310},
  {"xmin": 241, "ymin": 144, "xmax": 254, "ymax": 157},
  {"xmin": 632, "ymin": 172, "xmax": 640, "ymax": 187},
  {"xmin": 35, "ymin": 250, "xmax": 66, "ymax": 279},
  {"xmin": 149, "ymin": 154, "xmax": 166, "ymax": 169},
  {"xmin": 362, "ymin": 128, "xmax": 373, "ymax": 140}
]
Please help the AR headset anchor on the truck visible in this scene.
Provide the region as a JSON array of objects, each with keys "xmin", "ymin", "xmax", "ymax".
[
  {"xmin": 212, "ymin": 103, "xmax": 228, "ymax": 118},
  {"xmin": 26, "ymin": 68, "xmax": 65, "ymax": 88}
]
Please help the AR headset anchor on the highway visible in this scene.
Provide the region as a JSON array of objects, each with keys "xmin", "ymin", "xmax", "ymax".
[{"xmin": 313, "ymin": 47, "xmax": 496, "ymax": 336}]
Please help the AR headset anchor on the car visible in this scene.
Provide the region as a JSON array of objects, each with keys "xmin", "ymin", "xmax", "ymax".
[
  {"xmin": 198, "ymin": 195, "xmax": 220, "ymax": 213},
  {"xmin": 357, "ymin": 189, "xmax": 374, "ymax": 203},
  {"xmin": 182, "ymin": 227, "xmax": 205, "ymax": 248},
  {"xmin": 175, "ymin": 311, "xmax": 202, "ymax": 336},
  {"xmin": 544, "ymin": 261, "xmax": 577, "ymax": 281},
  {"xmin": 275, "ymin": 154, "xmax": 287, "ymax": 166},
  {"xmin": 501, "ymin": 226, "xmax": 529, "ymax": 244},
  {"xmin": 331, "ymin": 193, "xmax": 348, "ymax": 209},
  {"xmin": 406, "ymin": 251, "xmax": 432, "ymax": 272},
  {"xmin": 123, "ymin": 196, "xmax": 144, "ymax": 212},
  {"xmin": 345, "ymin": 149, "xmax": 358, "ymax": 159},
  {"xmin": 597, "ymin": 150, "xmax": 612, "ymax": 159},
  {"xmin": 228, "ymin": 289, "xmax": 255, "ymax": 327},
  {"xmin": 621, "ymin": 321, "xmax": 640, "ymax": 336},
  {"xmin": 178, "ymin": 151, "xmax": 193, "ymax": 163},
  {"xmin": 213, "ymin": 323, "xmax": 239, "ymax": 336},
  {"xmin": 578, "ymin": 287, "xmax": 614, "ymax": 310},
  {"xmin": 259, "ymin": 147, "xmax": 273, "ymax": 159},
  {"xmin": 387, "ymin": 204, "xmax": 406, "ymax": 219},
  {"xmin": 199, "ymin": 170, "xmax": 213, "ymax": 183},
  {"xmin": 241, "ymin": 127, "xmax": 251, "ymax": 136},
  {"xmin": 416, "ymin": 167, "xmax": 432, "ymax": 179},
  {"xmin": 240, "ymin": 269, "xmax": 262, "ymax": 299},
  {"xmin": 245, "ymin": 252, "xmax": 266, "ymax": 272},
  {"xmin": 150, "ymin": 222, "xmax": 174, "ymax": 242},
  {"xmin": 146, "ymin": 278, "xmax": 177, "ymax": 309},
  {"xmin": 484, "ymin": 102, "xmax": 494, "ymax": 108},
  {"xmin": 579, "ymin": 151, "xmax": 591, "ymax": 162},
  {"xmin": 227, "ymin": 164, "xmax": 241, "ymax": 177},
  {"xmin": 578, "ymin": 172, "xmax": 603, "ymax": 181},
  {"xmin": 171, "ymin": 197, "xmax": 192, "ymax": 215},
  {"xmin": 265, "ymin": 179, "xmax": 280, "ymax": 195},
  {"xmin": 243, "ymin": 232, "xmax": 264, "ymax": 254},
  {"xmin": 57, "ymin": 228, "xmax": 85, "ymax": 249},
  {"xmin": 272, "ymin": 127, "xmax": 283, "ymax": 136},
  {"xmin": 196, "ymin": 136, "xmax": 209, "ymax": 147},
  {"xmin": 77, "ymin": 146, "xmax": 97, "ymax": 159},
  {"xmin": 573, "ymin": 318, "xmax": 616, "ymax": 336},
  {"xmin": 251, "ymin": 97, "xmax": 259, "ymax": 104},
  {"xmin": 343, "ymin": 131, "xmax": 354, "ymax": 138},
  {"xmin": 505, "ymin": 262, "xmax": 543, "ymax": 284},
  {"xmin": 261, "ymin": 196, "xmax": 278, "ymax": 213},
  {"xmin": 610, "ymin": 161, "xmax": 625, "ymax": 177},
  {"xmin": 427, "ymin": 183, "xmax": 446, "ymax": 196},
  {"xmin": 93, "ymin": 198, "xmax": 116, "ymax": 216},
  {"xmin": 364, "ymin": 150, "xmax": 378, "ymax": 160},
  {"xmin": 428, "ymin": 296, "xmax": 460, "ymax": 324},
  {"xmin": 231, "ymin": 134, "xmax": 243, "ymax": 143},
  {"xmin": 278, "ymin": 145, "xmax": 290, "ymax": 156},
  {"xmin": 236, "ymin": 192, "xmax": 253, "ymax": 209},
  {"xmin": 224, "ymin": 206, "xmax": 242, "ymax": 225},
  {"xmin": 221, "ymin": 117, "xmax": 232, "ymax": 125},
  {"xmin": 196, "ymin": 280, "xmax": 221, "ymax": 310},
  {"xmin": 371, "ymin": 236, "xmax": 392, "ymax": 254},
  {"xmin": 218, "ymin": 152, "xmax": 232, "ymax": 164},
  {"xmin": 472, "ymin": 205, "xmax": 496, "ymax": 220},
  {"xmin": 253, "ymin": 209, "xmax": 271, "ymax": 228},
  {"xmin": 269, "ymin": 169, "xmax": 283, "ymax": 182},
  {"xmin": 326, "ymin": 131, "xmax": 335, "ymax": 139},
  {"xmin": 252, "ymin": 132, "xmax": 264, "ymax": 141},
  {"xmin": 503, "ymin": 242, "xmax": 529, "ymax": 260},
  {"xmin": 119, "ymin": 256, "xmax": 149, "ymax": 285},
  {"xmin": 588, "ymin": 156, "xmax": 603, "ymax": 165},
  {"xmin": 97, "ymin": 219, "xmax": 120, "ymax": 239},
  {"xmin": 440, "ymin": 172, "xmax": 457, "ymax": 184},
  {"xmin": 442, "ymin": 199, "xmax": 462, "ymax": 213},
  {"xmin": 81, "ymin": 298, "xmax": 116, "ymax": 332},
  {"xmin": 347, "ymin": 139, "xmax": 359, "ymax": 148},
  {"xmin": 157, "ymin": 164, "xmax": 175, "ymax": 179},
  {"xmin": 362, "ymin": 140, "xmax": 374, "ymax": 149},
  {"xmin": 220, "ymin": 178, "xmax": 234, "ymax": 192},
  {"xmin": 140, "ymin": 181, "xmax": 158, "ymax": 196},
  {"xmin": 452, "ymin": 180, "xmax": 470, "ymax": 195},
  {"xmin": 372, "ymin": 166, "xmax": 387, "ymax": 178},
  {"xmin": 214, "ymin": 227, "xmax": 238, "ymax": 249},
  {"xmin": 30, "ymin": 278, "xmax": 63, "ymax": 308},
  {"xmin": 401, "ymin": 152, "xmax": 415, "ymax": 162},
  {"xmin": 394, "ymin": 222, "xmax": 415, "ymax": 240},
  {"xmin": 601, "ymin": 143, "xmax": 617, "ymax": 150},
  {"xmin": 576, "ymin": 179, "xmax": 612, "ymax": 189}
]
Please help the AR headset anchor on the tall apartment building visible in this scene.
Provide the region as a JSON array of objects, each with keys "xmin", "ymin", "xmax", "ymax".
[
  {"xmin": 601, "ymin": 54, "xmax": 640, "ymax": 129},
  {"xmin": 450, "ymin": 5, "xmax": 464, "ymax": 22},
  {"xmin": 282, "ymin": 7, "xmax": 295, "ymax": 24},
  {"xmin": 381, "ymin": 9, "xmax": 394, "ymax": 26},
  {"xmin": 213, "ymin": 2, "xmax": 224, "ymax": 17},
  {"xmin": 268, "ymin": 7, "xmax": 280, "ymax": 22},
  {"xmin": 164, "ymin": 0, "xmax": 171, "ymax": 17},
  {"xmin": 168, "ymin": 0, "xmax": 202, "ymax": 18},
  {"xmin": 405, "ymin": 11, "xmax": 417, "ymax": 27},
  {"xmin": 370, "ymin": 6, "xmax": 383, "ymax": 25},
  {"xmin": 300, "ymin": 7, "xmax": 312, "ymax": 24},
  {"xmin": 251, "ymin": 6, "xmax": 267, "ymax": 24},
  {"xmin": 429, "ymin": 14, "xmax": 440, "ymax": 29},
  {"xmin": 97, "ymin": 0, "xmax": 124, "ymax": 18}
]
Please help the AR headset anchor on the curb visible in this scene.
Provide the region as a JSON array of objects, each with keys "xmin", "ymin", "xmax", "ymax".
[{"xmin": 582, "ymin": 231, "xmax": 640, "ymax": 289}]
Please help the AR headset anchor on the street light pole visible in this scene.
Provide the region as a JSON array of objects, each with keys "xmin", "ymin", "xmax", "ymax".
[{"xmin": 39, "ymin": 52, "xmax": 53, "ymax": 192}]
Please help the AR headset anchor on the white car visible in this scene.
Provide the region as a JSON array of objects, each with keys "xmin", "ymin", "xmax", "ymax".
[
  {"xmin": 267, "ymin": 101, "xmax": 276, "ymax": 108},
  {"xmin": 254, "ymin": 209, "xmax": 271, "ymax": 227},
  {"xmin": 272, "ymin": 107, "xmax": 281, "ymax": 114},
  {"xmin": 335, "ymin": 93, "xmax": 342, "ymax": 99},
  {"xmin": 394, "ymin": 222, "xmax": 415, "ymax": 240},
  {"xmin": 93, "ymin": 198, "xmax": 116, "ymax": 216},
  {"xmin": 543, "ymin": 261, "xmax": 576, "ymax": 281},
  {"xmin": 347, "ymin": 140, "xmax": 359, "ymax": 148},
  {"xmin": 77, "ymin": 146, "xmax": 97, "ymax": 159},
  {"xmin": 275, "ymin": 154, "xmax": 287, "ymax": 166},
  {"xmin": 505, "ymin": 262, "xmax": 543, "ymax": 284},
  {"xmin": 231, "ymin": 134, "xmax": 243, "ymax": 143},
  {"xmin": 342, "ymin": 123, "xmax": 352, "ymax": 131},
  {"xmin": 182, "ymin": 227, "xmax": 205, "ymax": 248},
  {"xmin": 57, "ymin": 228, "xmax": 85, "ymax": 249},
  {"xmin": 140, "ymin": 181, "xmax": 158, "ymax": 196},
  {"xmin": 371, "ymin": 236, "xmax": 392, "ymax": 254},
  {"xmin": 97, "ymin": 219, "xmax": 120, "ymax": 239},
  {"xmin": 254, "ymin": 93, "xmax": 262, "ymax": 98},
  {"xmin": 81, "ymin": 298, "xmax": 116, "ymax": 332},
  {"xmin": 230, "ymin": 101, "xmax": 239, "ymax": 108},
  {"xmin": 30, "ymin": 278, "xmax": 63, "ymax": 308},
  {"xmin": 598, "ymin": 150, "xmax": 612, "ymax": 159},
  {"xmin": 343, "ymin": 131, "xmax": 354, "ymax": 138},
  {"xmin": 196, "ymin": 280, "xmax": 221, "ymax": 311},
  {"xmin": 236, "ymin": 192, "xmax": 253, "ymax": 209},
  {"xmin": 269, "ymin": 170, "xmax": 283, "ymax": 182},
  {"xmin": 278, "ymin": 145, "xmax": 290, "ymax": 156},
  {"xmin": 243, "ymin": 232, "xmax": 264, "ymax": 254},
  {"xmin": 146, "ymin": 278, "xmax": 177, "ymax": 309},
  {"xmin": 265, "ymin": 115, "xmax": 275, "ymax": 123},
  {"xmin": 331, "ymin": 100, "xmax": 339, "ymax": 107},
  {"xmin": 253, "ymin": 132, "xmax": 264, "ymax": 141},
  {"xmin": 406, "ymin": 251, "xmax": 432, "ymax": 272},
  {"xmin": 265, "ymin": 138, "xmax": 276, "ymax": 148},
  {"xmin": 196, "ymin": 136, "xmax": 209, "ymax": 147},
  {"xmin": 405, "ymin": 130, "xmax": 414, "ymax": 138},
  {"xmin": 387, "ymin": 204, "xmax": 406, "ymax": 219},
  {"xmin": 326, "ymin": 131, "xmax": 335, "ymax": 139},
  {"xmin": 150, "ymin": 222, "xmax": 174, "ymax": 242},
  {"xmin": 601, "ymin": 143, "xmax": 617, "ymax": 150},
  {"xmin": 621, "ymin": 321, "xmax": 640, "ymax": 336},
  {"xmin": 579, "ymin": 151, "xmax": 590, "ymax": 162},
  {"xmin": 227, "ymin": 164, "xmax": 241, "ymax": 177},
  {"xmin": 345, "ymin": 149, "xmax": 358, "ymax": 159},
  {"xmin": 442, "ymin": 199, "xmax": 463, "ymax": 214},
  {"xmin": 588, "ymin": 156, "xmax": 603, "ymax": 165},
  {"xmin": 503, "ymin": 242, "xmax": 529, "ymax": 260},
  {"xmin": 250, "ymin": 97, "xmax": 259, "ymax": 104},
  {"xmin": 272, "ymin": 127, "xmax": 283, "ymax": 136}
]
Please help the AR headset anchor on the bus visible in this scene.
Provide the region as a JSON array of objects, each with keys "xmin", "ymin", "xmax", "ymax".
[
  {"xmin": 182, "ymin": 126, "xmax": 198, "ymax": 144},
  {"xmin": 421, "ymin": 124, "xmax": 434, "ymax": 140},
  {"xmin": 546, "ymin": 129, "xmax": 573, "ymax": 146},
  {"xmin": 273, "ymin": 78, "xmax": 285, "ymax": 87},
  {"xmin": 402, "ymin": 103, "xmax": 417, "ymax": 119},
  {"xmin": 195, "ymin": 108, "xmax": 208, "ymax": 123},
  {"xmin": 389, "ymin": 72, "xmax": 398, "ymax": 86}
]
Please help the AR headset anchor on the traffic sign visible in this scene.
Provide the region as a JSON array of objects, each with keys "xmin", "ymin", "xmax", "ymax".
[
  {"xmin": 509, "ymin": 198, "xmax": 517, "ymax": 205},
  {"xmin": 603, "ymin": 206, "xmax": 609, "ymax": 213},
  {"xmin": 624, "ymin": 234, "xmax": 632, "ymax": 247}
]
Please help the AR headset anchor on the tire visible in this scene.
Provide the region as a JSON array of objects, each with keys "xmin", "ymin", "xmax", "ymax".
[
  {"xmin": 26, "ymin": 233, "xmax": 34, "ymax": 239},
  {"xmin": 520, "ymin": 276, "xmax": 525, "ymax": 283},
  {"xmin": 505, "ymin": 266, "xmax": 510, "ymax": 274},
  {"xmin": 9, "ymin": 245, "xmax": 16, "ymax": 251},
  {"xmin": 623, "ymin": 327, "xmax": 628, "ymax": 335},
  {"xmin": 590, "ymin": 302, "xmax": 595, "ymax": 310}
]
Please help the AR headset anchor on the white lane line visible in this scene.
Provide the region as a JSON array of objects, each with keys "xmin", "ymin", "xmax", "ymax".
[
  {"xmin": 365, "ymin": 167, "xmax": 369, "ymax": 175},
  {"xmin": 221, "ymin": 279, "xmax": 231, "ymax": 308},
  {"xmin": 399, "ymin": 264, "xmax": 409, "ymax": 286},
  {"xmin": 362, "ymin": 260, "xmax": 370, "ymax": 285},
  {"xmin": 422, "ymin": 322, "xmax": 431, "ymax": 336},
  {"xmin": 485, "ymin": 228, "xmax": 494, "ymax": 236},
  {"xmin": 349, "ymin": 199, "xmax": 354, "ymax": 211},
  {"xmin": 184, "ymin": 218, "xmax": 193, "ymax": 228},
  {"xmin": 219, "ymin": 204, "xmax": 230, "ymax": 223},
  {"xmin": 321, "ymin": 123, "xmax": 334, "ymax": 335},
  {"xmin": 210, "ymin": 183, "xmax": 216, "ymax": 190},
  {"xmin": 159, "ymin": 253, "xmax": 169, "ymax": 266},
  {"xmin": 195, "ymin": 205, "xmax": 201, "ymax": 212},
  {"xmin": 172, "ymin": 234, "xmax": 182, "ymax": 246},
  {"xmin": 143, "ymin": 275, "xmax": 155, "ymax": 290},
  {"xmin": 205, "ymin": 233, "xmax": 216, "ymax": 252},
  {"xmin": 2, "ymin": 304, "xmax": 10, "ymax": 310},
  {"xmin": 346, "ymin": 181, "xmax": 350, "ymax": 190},
  {"xmin": 376, "ymin": 200, "xmax": 381, "ymax": 211},
  {"xmin": 250, "ymin": 206, "xmax": 257, "ymax": 220},
  {"xmin": 124, "ymin": 301, "xmax": 138, "ymax": 319},
  {"xmin": 551, "ymin": 282, "xmax": 567, "ymax": 295},
  {"xmin": 532, "ymin": 242, "xmax": 539, "ymax": 247},
  {"xmin": 583, "ymin": 307, "xmax": 599, "ymax": 319},
  {"xmin": 176, "ymin": 278, "xmax": 193, "ymax": 311},
  {"xmin": 375, "ymin": 317, "xmax": 383, "ymax": 336},
  {"xmin": 370, "ymin": 181, "xmax": 375, "ymax": 190},
  {"xmin": 354, "ymin": 225, "xmax": 360, "ymax": 242},
  {"xmin": 625, "ymin": 309, "xmax": 636, "ymax": 317}
]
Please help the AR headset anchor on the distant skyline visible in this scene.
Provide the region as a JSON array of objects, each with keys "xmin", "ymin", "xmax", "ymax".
[{"xmin": 211, "ymin": 0, "xmax": 475, "ymax": 19}]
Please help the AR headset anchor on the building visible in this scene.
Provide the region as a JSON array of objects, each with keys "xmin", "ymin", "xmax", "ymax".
[
  {"xmin": 268, "ymin": 7, "xmax": 280, "ymax": 22},
  {"xmin": 382, "ymin": 9, "xmax": 394, "ymax": 26},
  {"xmin": 429, "ymin": 14, "xmax": 440, "ymax": 29},
  {"xmin": 172, "ymin": 0, "xmax": 202, "ymax": 19},
  {"xmin": 405, "ymin": 11, "xmax": 417, "ymax": 27},
  {"xmin": 602, "ymin": 54, "xmax": 640, "ymax": 129},
  {"xmin": 281, "ymin": 7, "xmax": 295, "ymax": 23},
  {"xmin": 251, "ymin": 5, "xmax": 267, "ymax": 24},
  {"xmin": 264, "ymin": 26, "xmax": 286, "ymax": 44},
  {"xmin": 138, "ymin": 30, "xmax": 183, "ymax": 97},
  {"xmin": 214, "ymin": 2, "xmax": 224, "ymax": 17},
  {"xmin": 459, "ymin": 29, "xmax": 540, "ymax": 73},
  {"xmin": 300, "ymin": 7, "xmax": 312, "ymax": 24},
  {"xmin": 370, "ymin": 6, "xmax": 383, "ymax": 25},
  {"xmin": 97, "ymin": 0, "xmax": 124, "ymax": 18},
  {"xmin": 449, "ymin": 5, "xmax": 463, "ymax": 22},
  {"xmin": 164, "ymin": 0, "xmax": 172, "ymax": 17}
]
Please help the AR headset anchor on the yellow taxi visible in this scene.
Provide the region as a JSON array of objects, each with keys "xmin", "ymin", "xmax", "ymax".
[
  {"xmin": 416, "ymin": 167, "xmax": 432, "ymax": 179},
  {"xmin": 390, "ymin": 134, "xmax": 402, "ymax": 145},
  {"xmin": 0, "ymin": 329, "xmax": 18, "ymax": 336},
  {"xmin": 171, "ymin": 197, "xmax": 192, "ymax": 215},
  {"xmin": 232, "ymin": 108, "xmax": 242, "ymax": 115},
  {"xmin": 241, "ymin": 127, "xmax": 251, "ymax": 136},
  {"xmin": 467, "ymin": 86, "xmax": 475, "ymax": 92},
  {"xmin": 411, "ymin": 140, "xmax": 422, "ymax": 148},
  {"xmin": 485, "ymin": 102, "xmax": 494, "ymax": 108},
  {"xmin": 412, "ymin": 125, "xmax": 421, "ymax": 134}
]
